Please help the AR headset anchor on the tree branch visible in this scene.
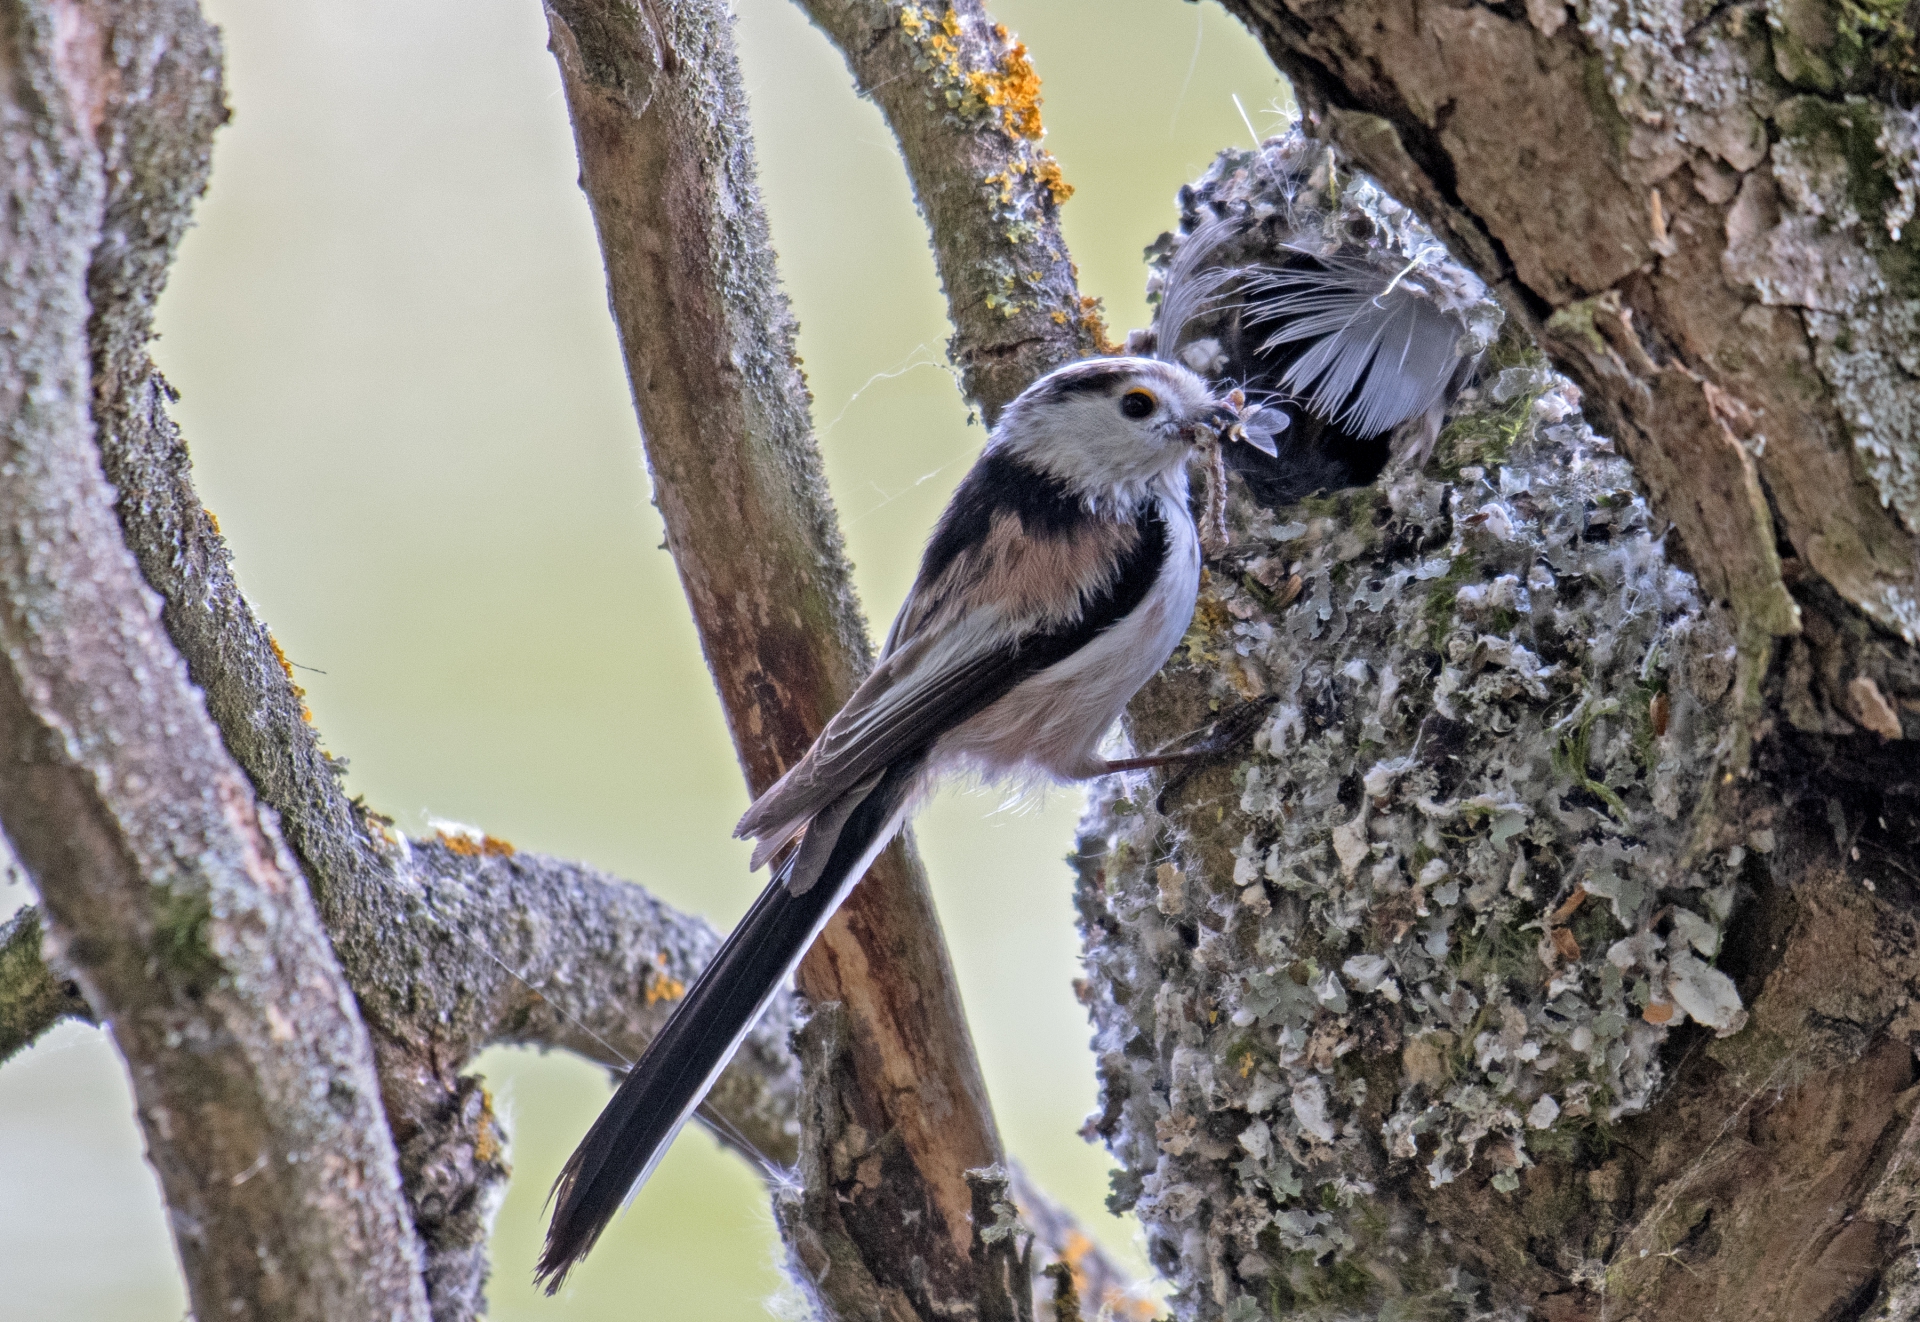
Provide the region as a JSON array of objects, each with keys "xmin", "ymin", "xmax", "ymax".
[
  {"xmin": 399, "ymin": 831, "xmax": 802, "ymax": 1170},
  {"xmin": 60, "ymin": 0, "xmax": 812, "ymax": 1311},
  {"xmin": 0, "ymin": 905, "xmax": 92, "ymax": 1065},
  {"xmin": 2, "ymin": 0, "xmax": 1134, "ymax": 1312},
  {"xmin": 0, "ymin": 3, "xmax": 430, "ymax": 1316},
  {"xmin": 794, "ymin": 0, "xmax": 1106, "ymax": 420},
  {"xmin": 5, "ymin": 834, "xmax": 1146, "ymax": 1316},
  {"xmin": 541, "ymin": 2, "xmax": 1016, "ymax": 1313},
  {"xmin": 1, "ymin": 815, "xmax": 809, "ymax": 1317}
]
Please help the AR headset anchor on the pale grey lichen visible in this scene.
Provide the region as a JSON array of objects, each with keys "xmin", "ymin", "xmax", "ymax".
[
  {"xmin": 1074, "ymin": 153, "xmax": 1748, "ymax": 1319},
  {"xmin": 1581, "ymin": 0, "xmax": 1775, "ymax": 173},
  {"xmin": 1078, "ymin": 407, "xmax": 1747, "ymax": 1318},
  {"xmin": 1875, "ymin": 105, "xmax": 1920, "ymax": 242},
  {"xmin": 1762, "ymin": 98, "xmax": 1920, "ymax": 564},
  {"xmin": 1583, "ymin": 0, "xmax": 1920, "ymax": 637}
]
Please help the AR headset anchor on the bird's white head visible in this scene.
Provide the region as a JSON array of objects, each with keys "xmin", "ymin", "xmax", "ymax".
[{"xmin": 990, "ymin": 356, "xmax": 1234, "ymax": 510}]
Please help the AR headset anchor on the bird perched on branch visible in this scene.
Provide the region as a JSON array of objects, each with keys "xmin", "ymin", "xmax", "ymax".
[
  {"xmin": 537, "ymin": 356, "xmax": 1258, "ymax": 1289},
  {"xmin": 538, "ymin": 133, "xmax": 1497, "ymax": 1291}
]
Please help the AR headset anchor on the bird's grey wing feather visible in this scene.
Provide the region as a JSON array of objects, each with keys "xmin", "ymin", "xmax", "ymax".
[
  {"xmin": 735, "ymin": 617, "xmax": 1027, "ymax": 868},
  {"xmin": 1248, "ymin": 256, "xmax": 1464, "ymax": 439},
  {"xmin": 738, "ymin": 504, "xmax": 1160, "ymax": 867}
]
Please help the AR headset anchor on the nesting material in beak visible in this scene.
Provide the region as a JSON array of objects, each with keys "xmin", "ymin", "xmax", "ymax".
[{"xmin": 1216, "ymin": 388, "xmax": 1284, "ymax": 457}]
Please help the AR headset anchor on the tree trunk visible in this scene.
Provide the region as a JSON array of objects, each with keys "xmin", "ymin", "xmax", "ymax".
[{"xmin": 1072, "ymin": 3, "xmax": 1920, "ymax": 1314}]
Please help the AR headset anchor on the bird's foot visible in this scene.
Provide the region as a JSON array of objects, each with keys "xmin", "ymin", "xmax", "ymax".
[{"xmin": 1095, "ymin": 695, "xmax": 1277, "ymax": 777}]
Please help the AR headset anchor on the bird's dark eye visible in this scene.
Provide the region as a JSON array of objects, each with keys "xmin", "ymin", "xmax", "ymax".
[{"xmin": 1119, "ymin": 390, "xmax": 1156, "ymax": 420}]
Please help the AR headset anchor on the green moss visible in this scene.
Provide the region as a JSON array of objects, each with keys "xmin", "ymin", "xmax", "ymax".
[
  {"xmin": 1262, "ymin": 1248, "xmax": 1378, "ymax": 1311},
  {"xmin": 1454, "ymin": 914, "xmax": 1547, "ymax": 988},
  {"xmin": 1580, "ymin": 56, "xmax": 1634, "ymax": 160},
  {"xmin": 1544, "ymin": 296, "xmax": 1608, "ymax": 360},
  {"xmin": 1627, "ymin": 680, "xmax": 1666, "ymax": 775},
  {"xmin": 1552, "ymin": 700, "xmax": 1632, "ymax": 827},
  {"xmin": 1435, "ymin": 382, "xmax": 1537, "ymax": 479},
  {"xmin": 152, "ymin": 885, "xmax": 221, "ymax": 991},
  {"xmin": 1769, "ymin": 0, "xmax": 1920, "ymax": 95},
  {"xmin": 1420, "ymin": 555, "xmax": 1474, "ymax": 650}
]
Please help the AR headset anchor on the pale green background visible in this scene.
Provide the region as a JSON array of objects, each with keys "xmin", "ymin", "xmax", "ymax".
[{"xmin": 0, "ymin": 2, "xmax": 1290, "ymax": 1315}]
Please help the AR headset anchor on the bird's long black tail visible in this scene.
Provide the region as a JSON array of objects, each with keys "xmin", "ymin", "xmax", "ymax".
[{"xmin": 534, "ymin": 758, "xmax": 922, "ymax": 1292}]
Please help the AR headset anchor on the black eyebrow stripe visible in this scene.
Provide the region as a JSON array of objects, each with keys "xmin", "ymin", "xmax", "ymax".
[{"xmin": 1039, "ymin": 365, "xmax": 1133, "ymax": 397}]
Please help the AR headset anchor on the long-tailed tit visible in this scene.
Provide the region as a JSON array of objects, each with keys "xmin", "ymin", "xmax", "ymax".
[
  {"xmin": 536, "ymin": 357, "xmax": 1252, "ymax": 1287},
  {"xmin": 538, "ymin": 136, "xmax": 1498, "ymax": 1289}
]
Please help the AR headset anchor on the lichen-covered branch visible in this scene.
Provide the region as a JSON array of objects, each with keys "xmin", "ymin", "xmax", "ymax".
[
  {"xmin": 794, "ymin": 0, "xmax": 1104, "ymax": 421},
  {"xmin": 543, "ymin": 0, "xmax": 1012, "ymax": 1314},
  {"xmin": 1074, "ymin": 139, "xmax": 1920, "ymax": 1322},
  {"xmin": 0, "ymin": 905, "xmax": 92, "ymax": 1065},
  {"xmin": 3, "ymin": 822, "xmax": 807, "ymax": 1314},
  {"xmin": 395, "ymin": 829, "xmax": 802, "ymax": 1170},
  {"xmin": 1007, "ymin": 1162, "xmax": 1157, "ymax": 1322},
  {"xmin": 1218, "ymin": 0, "xmax": 1920, "ymax": 757},
  {"xmin": 0, "ymin": 4, "xmax": 429, "ymax": 1316},
  {"xmin": 59, "ymin": 0, "xmax": 804, "ymax": 1310}
]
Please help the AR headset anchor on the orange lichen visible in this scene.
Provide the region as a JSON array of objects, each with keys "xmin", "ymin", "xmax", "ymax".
[
  {"xmin": 966, "ymin": 26, "xmax": 1044, "ymax": 139},
  {"xmin": 436, "ymin": 829, "xmax": 516, "ymax": 858},
  {"xmin": 1031, "ymin": 152, "xmax": 1073, "ymax": 204},
  {"xmin": 1078, "ymin": 294, "xmax": 1117, "ymax": 353},
  {"xmin": 1193, "ymin": 591, "xmax": 1233, "ymax": 634},
  {"xmin": 360, "ymin": 807, "xmax": 403, "ymax": 848},
  {"xmin": 471, "ymin": 1086, "xmax": 508, "ymax": 1167},
  {"xmin": 901, "ymin": 7, "xmax": 1060, "ymax": 148},
  {"xmin": 645, "ymin": 953, "xmax": 686, "ymax": 1005},
  {"xmin": 1057, "ymin": 1224, "xmax": 1164, "ymax": 1322},
  {"xmin": 266, "ymin": 632, "xmax": 313, "ymax": 722},
  {"xmin": 983, "ymin": 154, "xmax": 1073, "ymax": 210},
  {"xmin": 203, "ymin": 508, "xmax": 221, "ymax": 537}
]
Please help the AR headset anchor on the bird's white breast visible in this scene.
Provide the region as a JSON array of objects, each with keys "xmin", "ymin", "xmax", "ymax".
[{"xmin": 934, "ymin": 490, "xmax": 1201, "ymax": 783}]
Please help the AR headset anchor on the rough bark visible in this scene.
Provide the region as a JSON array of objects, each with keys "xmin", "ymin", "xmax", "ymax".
[
  {"xmin": 1074, "ymin": 131, "xmax": 1920, "ymax": 1322},
  {"xmin": 4, "ymin": 834, "xmax": 807, "ymax": 1316},
  {"xmin": 542, "ymin": 1, "xmax": 1019, "ymax": 1315},
  {"xmin": 0, "ymin": 3, "xmax": 431, "ymax": 1316},
  {"xmin": 1218, "ymin": 0, "xmax": 1920, "ymax": 743},
  {"xmin": 791, "ymin": 0, "xmax": 1107, "ymax": 421}
]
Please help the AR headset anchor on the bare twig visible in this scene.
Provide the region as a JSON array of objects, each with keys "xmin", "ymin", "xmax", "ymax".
[
  {"xmin": 0, "ymin": 4, "xmax": 430, "ymax": 1316},
  {"xmin": 543, "ymin": 0, "xmax": 1013, "ymax": 1313},
  {"xmin": 1009, "ymin": 1164, "xmax": 1154, "ymax": 1322},
  {"xmin": 794, "ymin": 0, "xmax": 1106, "ymax": 421}
]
